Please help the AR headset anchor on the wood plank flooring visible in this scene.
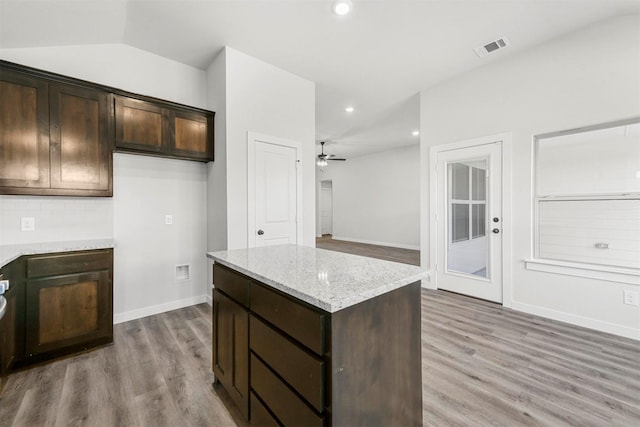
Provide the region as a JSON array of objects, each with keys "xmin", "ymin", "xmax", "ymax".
[
  {"xmin": 0, "ymin": 304, "xmax": 248, "ymax": 427},
  {"xmin": 316, "ymin": 235, "xmax": 420, "ymax": 265},
  {"xmin": 1, "ymin": 294, "xmax": 638, "ymax": 426}
]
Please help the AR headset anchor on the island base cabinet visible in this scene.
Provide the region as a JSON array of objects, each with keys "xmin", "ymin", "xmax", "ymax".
[
  {"xmin": 212, "ymin": 289, "xmax": 249, "ymax": 420},
  {"xmin": 330, "ymin": 282, "xmax": 423, "ymax": 427},
  {"xmin": 211, "ymin": 261, "xmax": 422, "ymax": 427}
]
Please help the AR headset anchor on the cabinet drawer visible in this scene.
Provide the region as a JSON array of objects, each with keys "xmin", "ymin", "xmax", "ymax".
[
  {"xmin": 250, "ymin": 315, "xmax": 324, "ymax": 412},
  {"xmin": 213, "ymin": 263, "xmax": 250, "ymax": 307},
  {"xmin": 250, "ymin": 392, "xmax": 280, "ymax": 427},
  {"xmin": 251, "ymin": 355, "xmax": 323, "ymax": 427},
  {"xmin": 250, "ymin": 283, "xmax": 326, "ymax": 355},
  {"xmin": 27, "ymin": 250, "xmax": 112, "ymax": 278}
]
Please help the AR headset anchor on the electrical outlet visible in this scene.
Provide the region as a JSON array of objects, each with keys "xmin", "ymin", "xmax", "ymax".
[
  {"xmin": 21, "ymin": 217, "xmax": 35, "ymax": 231},
  {"xmin": 623, "ymin": 290, "xmax": 639, "ymax": 306},
  {"xmin": 165, "ymin": 215, "xmax": 173, "ymax": 225}
]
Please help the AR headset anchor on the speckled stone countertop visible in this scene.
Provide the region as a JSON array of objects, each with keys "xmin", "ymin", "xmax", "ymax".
[
  {"xmin": 0, "ymin": 239, "xmax": 115, "ymax": 268},
  {"xmin": 207, "ymin": 244, "xmax": 427, "ymax": 313}
]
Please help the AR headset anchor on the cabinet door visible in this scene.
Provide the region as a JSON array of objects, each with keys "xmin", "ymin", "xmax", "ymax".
[
  {"xmin": 0, "ymin": 288, "xmax": 17, "ymax": 376},
  {"xmin": 25, "ymin": 270, "xmax": 112, "ymax": 357},
  {"xmin": 49, "ymin": 83, "xmax": 112, "ymax": 195},
  {"xmin": 170, "ymin": 109, "xmax": 213, "ymax": 161},
  {"xmin": 115, "ymin": 95, "xmax": 167, "ymax": 154},
  {"xmin": 0, "ymin": 70, "xmax": 50, "ymax": 192},
  {"xmin": 213, "ymin": 289, "xmax": 249, "ymax": 419}
]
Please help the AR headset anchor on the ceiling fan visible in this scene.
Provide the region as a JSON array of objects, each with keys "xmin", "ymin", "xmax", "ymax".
[{"xmin": 317, "ymin": 141, "xmax": 346, "ymax": 166}]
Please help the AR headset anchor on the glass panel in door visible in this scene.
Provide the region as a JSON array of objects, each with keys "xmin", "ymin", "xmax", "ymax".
[{"xmin": 447, "ymin": 159, "xmax": 488, "ymax": 278}]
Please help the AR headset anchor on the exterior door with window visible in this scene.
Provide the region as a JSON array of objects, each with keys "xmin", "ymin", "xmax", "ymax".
[{"xmin": 436, "ymin": 142, "xmax": 502, "ymax": 302}]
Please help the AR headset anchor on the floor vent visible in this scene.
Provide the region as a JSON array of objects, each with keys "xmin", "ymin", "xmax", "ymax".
[
  {"xmin": 474, "ymin": 37, "xmax": 511, "ymax": 58},
  {"xmin": 176, "ymin": 264, "xmax": 190, "ymax": 281}
]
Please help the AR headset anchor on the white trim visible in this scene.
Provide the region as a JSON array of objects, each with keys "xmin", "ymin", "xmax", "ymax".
[
  {"xmin": 511, "ymin": 300, "xmax": 640, "ymax": 341},
  {"xmin": 206, "ymin": 294, "xmax": 213, "ymax": 306},
  {"xmin": 525, "ymin": 259, "xmax": 640, "ymax": 285},
  {"xmin": 113, "ymin": 295, "xmax": 207, "ymax": 324},
  {"xmin": 429, "ymin": 132, "xmax": 513, "ymax": 307},
  {"xmin": 247, "ymin": 131, "xmax": 303, "ymax": 248},
  {"xmin": 330, "ymin": 236, "xmax": 420, "ymax": 251}
]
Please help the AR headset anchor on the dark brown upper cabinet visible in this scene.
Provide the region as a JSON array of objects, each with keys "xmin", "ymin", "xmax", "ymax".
[
  {"xmin": 0, "ymin": 70, "xmax": 52, "ymax": 191},
  {"xmin": 0, "ymin": 65, "xmax": 113, "ymax": 197},
  {"xmin": 49, "ymin": 83, "xmax": 112, "ymax": 193},
  {"xmin": 115, "ymin": 94, "xmax": 214, "ymax": 162}
]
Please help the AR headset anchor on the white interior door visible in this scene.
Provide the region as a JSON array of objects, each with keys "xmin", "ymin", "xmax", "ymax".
[
  {"xmin": 250, "ymin": 135, "xmax": 299, "ymax": 247},
  {"xmin": 320, "ymin": 181, "xmax": 333, "ymax": 235},
  {"xmin": 435, "ymin": 142, "xmax": 503, "ymax": 302}
]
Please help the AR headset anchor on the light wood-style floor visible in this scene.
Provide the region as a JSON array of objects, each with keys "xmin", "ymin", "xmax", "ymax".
[
  {"xmin": 316, "ymin": 235, "xmax": 420, "ymax": 265},
  {"xmin": 1, "ymin": 294, "xmax": 639, "ymax": 426},
  {"xmin": 2, "ymin": 241, "xmax": 639, "ymax": 426}
]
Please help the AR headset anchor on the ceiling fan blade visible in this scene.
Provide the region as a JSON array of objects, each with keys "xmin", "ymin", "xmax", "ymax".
[{"xmin": 327, "ymin": 158, "xmax": 346, "ymax": 161}]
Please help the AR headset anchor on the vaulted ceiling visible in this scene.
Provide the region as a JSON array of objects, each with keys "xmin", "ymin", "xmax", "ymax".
[{"xmin": 1, "ymin": 0, "xmax": 638, "ymax": 158}]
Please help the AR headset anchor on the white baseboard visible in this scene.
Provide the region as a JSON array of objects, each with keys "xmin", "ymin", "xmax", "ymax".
[
  {"xmin": 330, "ymin": 236, "xmax": 420, "ymax": 251},
  {"xmin": 511, "ymin": 301, "xmax": 640, "ymax": 341},
  {"xmin": 206, "ymin": 294, "xmax": 213, "ymax": 306},
  {"xmin": 114, "ymin": 295, "xmax": 207, "ymax": 324}
]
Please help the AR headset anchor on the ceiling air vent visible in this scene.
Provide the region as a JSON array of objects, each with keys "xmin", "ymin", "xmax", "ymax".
[{"xmin": 474, "ymin": 37, "xmax": 511, "ymax": 58}]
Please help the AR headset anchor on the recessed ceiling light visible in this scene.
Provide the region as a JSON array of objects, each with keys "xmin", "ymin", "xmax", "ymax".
[
  {"xmin": 332, "ymin": 0, "xmax": 353, "ymax": 16},
  {"xmin": 412, "ymin": 130, "xmax": 420, "ymax": 136},
  {"xmin": 345, "ymin": 106, "xmax": 354, "ymax": 113}
]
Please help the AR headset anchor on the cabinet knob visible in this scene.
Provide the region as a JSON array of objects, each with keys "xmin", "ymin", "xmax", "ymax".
[
  {"xmin": 257, "ymin": 229, "xmax": 264, "ymax": 236},
  {"xmin": 492, "ymin": 228, "xmax": 500, "ymax": 234}
]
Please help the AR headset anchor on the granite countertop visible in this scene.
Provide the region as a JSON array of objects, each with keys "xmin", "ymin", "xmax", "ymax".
[
  {"xmin": 0, "ymin": 238, "xmax": 116, "ymax": 268},
  {"xmin": 207, "ymin": 244, "xmax": 427, "ymax": 313}
]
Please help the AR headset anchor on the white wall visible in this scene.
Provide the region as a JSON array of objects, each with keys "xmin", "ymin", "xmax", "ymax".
[
  {"xmin": 420, "ymin": 15, "xmax": 640, "ymax": 339},
  {"xmin": 0, "ymin": 43, "xmax": 210, "ymax": 322},
  {"xmin": 209, "ymin": 46, "xmax": 316, "ymax": 251},
  {"xmin": 317, "ymin": 145, "xmax": 420, "ymax": 250},
  {"xmin": 205, "ymin": 49, "xmax": 228, "ymax": 254},
  {"xmin": 113, "ymin": 153, "xmax": 206, "ymax": 322},
  {"xmin": 203, "ymin": 46, "xmax": 316, "ymax": 300},
  {"xmin": 0, "ymin": 196, "xmax": 112, "ymax": 244}
]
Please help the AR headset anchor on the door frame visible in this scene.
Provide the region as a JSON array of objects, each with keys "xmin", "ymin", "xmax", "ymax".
[
  {"xmin": 247, "ymin": 131, "xmax": 303, "ymax": 248},
  {"xmin": 319, "ymin": 180, "xmax": 333, "ymax": 236},
  {"xmin": 429, "ymin": 132, "xmax": 513, "ymax": 307}
]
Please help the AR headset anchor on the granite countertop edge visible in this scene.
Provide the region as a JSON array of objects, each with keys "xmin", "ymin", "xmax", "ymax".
[
  {"xmin": 207, "ymin": 249, "xmax": 427, "ymax": 313},
  {"xmin": 0, "ymin": 238, "xmax": 116, "ymax": 269}
]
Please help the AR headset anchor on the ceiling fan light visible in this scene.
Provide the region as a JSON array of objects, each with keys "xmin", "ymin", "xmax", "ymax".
[
  {"xmin": 317, "ymin": 158, "xmax": 328, "ymax": 167},
  {"xmin": 332, "ymin": 0, "xmax": 353, "ymax": 16}
]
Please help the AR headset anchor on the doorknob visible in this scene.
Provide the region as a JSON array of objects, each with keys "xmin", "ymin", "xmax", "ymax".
[
  {"xmin": 257, "ymin": 229, "xmax": 264, "ymax": 236},
  {"xmin": 492, "ymin": 228, "xmax": 500, "ymax": 234}
]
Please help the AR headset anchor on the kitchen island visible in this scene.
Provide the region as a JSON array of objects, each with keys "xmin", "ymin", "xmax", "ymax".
[{"xmin": 207, "ymin": 244, "xmax": 427, "ymax": 427}]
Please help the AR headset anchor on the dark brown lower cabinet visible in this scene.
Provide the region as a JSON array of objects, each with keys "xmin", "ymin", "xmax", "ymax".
[
  {"xmin": 23, "ymin": 250, "xmax": 113, "ymax": 363},
  {"xmin": 25, "ymin": 270, "xmax": 112, "ymax": 358},
  {"xmin": 212, "ymin": 289, "xmax": 249, "ymax": 419},
  {"xmin": 0, "ymin": 274, "xmax": 18, "ymax": 393},
  {"xmin": 212, "ymin": 262, "xmax": 423, "ymax": 427}
]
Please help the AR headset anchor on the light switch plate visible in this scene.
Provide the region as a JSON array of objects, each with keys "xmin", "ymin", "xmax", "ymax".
[
  {"xmin": 165, "ymin": 215, "xmax": 173, "ymax": 225},
  {"xmin": 21, "ymin": 217, "xmax": 35, "ymax": 231}
]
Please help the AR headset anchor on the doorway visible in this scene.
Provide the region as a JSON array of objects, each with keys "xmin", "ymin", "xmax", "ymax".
[
  {"xmin": 247, "ymin": 132, "xmax": 302, "ymax": 248},
  {"xmin": 320, "ymin": 180, "xmax": 333, "ymax": 236},
  {"xmin": 430, "ymin": 135, "xmax": 510, "ymax": 303}
]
